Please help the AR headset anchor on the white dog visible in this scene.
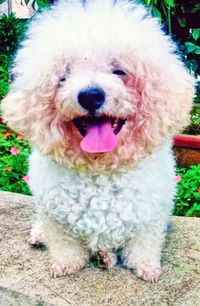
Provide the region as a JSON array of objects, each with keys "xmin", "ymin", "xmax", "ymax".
[{"xmin": 2, "ymin": 0, "xmax": 194, "ymax": 282}]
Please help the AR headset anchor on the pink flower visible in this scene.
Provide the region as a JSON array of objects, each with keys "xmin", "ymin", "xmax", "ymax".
[
  {"xmin": 22, "ymin": 175, "xmax": 30, "ymax": 184},
  {"xmin": 174, "ymin": 175, "xmax": 182, "ymax": 183},
  {"xmin": 17, "ymin": 135, "xmax": 24, "ymax": 140},
  {"xmin": 10, "ymin": 147, "xmax": 20, "ymax": 155},
  {"xmin": 4, "ymin": 167, "xmax": 11, "ymax": 172}
]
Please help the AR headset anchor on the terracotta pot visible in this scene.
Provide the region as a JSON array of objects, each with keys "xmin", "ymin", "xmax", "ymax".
[{"xmin": 173, "ymin": 135, "xmax": 200, "ymax": 167}]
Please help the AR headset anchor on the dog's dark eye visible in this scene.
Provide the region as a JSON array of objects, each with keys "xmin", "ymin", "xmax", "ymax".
[
  {"xmin": 58, "ymin": 77, "xmax": 66, "ymax": 86},
  {"xmin": 113, "ymin": 70, "xmax": 126, "ymax": 76}
]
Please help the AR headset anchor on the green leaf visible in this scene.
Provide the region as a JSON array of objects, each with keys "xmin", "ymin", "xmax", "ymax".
[
  {"xmin": 36, "ymin": 0, "xmax": 50, "ymax": 9},
  {"xmin": 185, "ymin": 42, "xmax": 200, "ymax": 55},
  {"xmin": 177, "ymin": 16, "xmax": 186, "ymax": 28},
  {"xmin": 144, "ymin": 0, "xmax": 152, "ymax": 5},
  {"xmin": 164, "ymin": 0, "xmax": 175, "ymax": 8},
  {"xmin": 0, "ymin": 176, "xmax": 9, "ymax": 185},
  {"xmin": 152, "ymin": 6, "xmax": 162, "ymax": 21},
  {"xmin": 191, "ymin": 28, "xmax": 200, "ymax": 41}
]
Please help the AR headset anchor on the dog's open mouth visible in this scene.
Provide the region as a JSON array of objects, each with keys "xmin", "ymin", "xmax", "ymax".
[{"xmin": 73, "ymin": 116, "xmax": 126, "ymax": 153}]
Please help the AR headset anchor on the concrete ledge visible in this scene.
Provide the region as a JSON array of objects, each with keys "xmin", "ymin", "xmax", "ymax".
[{"xmin": 0, "ymin": 191, "xmax": 200, "ymax": 306}]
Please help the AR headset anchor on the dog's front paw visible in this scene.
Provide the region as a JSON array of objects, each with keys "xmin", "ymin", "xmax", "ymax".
[
  {"xmin": 49, "ymin": 256, "xmax": 86, "ymax": 278},
  {"xmin": 29, "ymin": 230, "xmax": 45, "ymax": 246},
  {"xmin": 135, "ymin": 263, "xmax": 162, "ymax": 283},
  {"xmin": 99, "ymin": 251, "xmax": 117, "ymax": 269}
]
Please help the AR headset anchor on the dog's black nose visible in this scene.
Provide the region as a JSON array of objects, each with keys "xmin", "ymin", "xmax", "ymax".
[{"xmin": 78, "ymin": 87, "xmax": 105, "ymax": 112}]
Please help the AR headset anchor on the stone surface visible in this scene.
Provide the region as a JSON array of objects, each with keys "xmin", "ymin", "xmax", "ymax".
[{"xmin": 0, "ymin": 191, "xmax": 200, "ymax": 306}]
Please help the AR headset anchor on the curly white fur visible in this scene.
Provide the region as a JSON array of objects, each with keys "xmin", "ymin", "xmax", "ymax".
[
  {"xmin": 1, "ymin": 0, "xmax": 194, "ymax": 282},
  {"xmin": 29, "ymin": 143, "xmax": 175, "ymax": 249}
]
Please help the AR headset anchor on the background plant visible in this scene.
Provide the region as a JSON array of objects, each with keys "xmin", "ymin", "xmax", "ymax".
[
  {"xmin": 0, "ymin": 13, "xmax": 28, "ymax": 100},
  {"xmin": 0, "ymin": 13, "xmax": 26, "ymax": 56},
  {"xmin": 0, "ymin": 12, "xmax": 30, "ymax": 194},
  {"xmin": 0, "ymin": 54, "xmax": 9, "ymax": 100},
  {"xmin": 0, "ymin": 120, "xmax": 31, "ymax": 195},
  {"xmin": 175, "ymin": 165, "xmax": 200, "ymax": 216},
  {"xmin": 140, "ymin": 0, "xmax": 200, "ymax": 103}
]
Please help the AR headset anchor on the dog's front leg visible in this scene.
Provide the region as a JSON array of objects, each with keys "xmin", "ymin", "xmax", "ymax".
[
  {"xmin": 123, "ymin": 222, "xmax": 167, "ymax": 283},
  {"xmin": 30, "ymin": 212, "xmax": 46, "ymax": 246},
  {"xmin": 44, "ymin": 218, "xmax": 89, "ymax": 278}
]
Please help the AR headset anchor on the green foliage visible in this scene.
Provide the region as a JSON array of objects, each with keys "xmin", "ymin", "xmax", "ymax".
[
  {"xmin": 142, "ymin": 0, "xmax": 175, "ymax": 33},
  {"xmin": 0, "ymin": 54, "xmax": 9, "ymax": 101},
  {"xmin": 36, "ymin": 0, "xmax": 50, "ymax": 9},
  {"xmin": 183, "ymin": 122, "xmax": 200, "ymax": 135},
  {"xmin": 0, "ymin": 14, "xmax": 30, "ymax": 194},
  {"xmin": 140, "ymin": 0, "xmax": 200, "ymax": 97},
  {"xmin": 185, "ymin": 42, "xmax": 200, "ymax": 55},
  {"xmin": 0, "ymin": 14, "xmax": 28, "ymax": 103},
  {"xmin": 191, "ymin": 28, "xmax": 200, "ymax": 41},
  {"xmin": 175, "ymin": 165, "xmax": 200, "ymax": 216},
  {"xmin": 191, "ymin": 106, "xmax": 200, "ymax": 124},
  {"xmin": 0, "ymin": 121, "xmax": 31, "ymax": 195},
  {"xmin": 0, "ymin": 13, "xmax": 27, "ymax": 56},
  {"xmin": 182, "ymin": 106, "xmax": 200, "ymax": 135}
]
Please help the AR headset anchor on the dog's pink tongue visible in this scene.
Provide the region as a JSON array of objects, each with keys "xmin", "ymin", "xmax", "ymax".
[{"xmin": 80, "ymin": 120, "xmax": 117, "ymax": 153}]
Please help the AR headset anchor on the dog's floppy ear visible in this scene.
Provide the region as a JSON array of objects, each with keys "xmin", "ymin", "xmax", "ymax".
[
  {"xmin": 126, "ymin": 54, "xmax": 195, "ymax": 152},
  {"xmin": 158, "ymin": 63, "xmax": 195, "ymax": 134},
  {"xmin": 1, "ymin": 85, "xmax": 64, "ymax": 154},
  {"xmin": 2, "ymin": 89, "xmax": 34, "ymax": 137},
  {"xmin": 134, "ymin": 58, "xmax": 195, "ymax": 139}
]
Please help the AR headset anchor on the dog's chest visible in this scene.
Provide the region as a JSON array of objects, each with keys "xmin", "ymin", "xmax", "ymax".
[
  {"xmin": 29, "ymin": 147, "xmax": 175, "ymax": 249},
  {"xmin": 42, "ymin": 170, "xmax": 140, "ymax": 246}
]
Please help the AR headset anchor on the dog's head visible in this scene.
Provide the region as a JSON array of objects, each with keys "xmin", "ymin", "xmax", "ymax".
[{"xmin": 1, "ymin": 0, "xmax": 194, "ymax": 171}]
